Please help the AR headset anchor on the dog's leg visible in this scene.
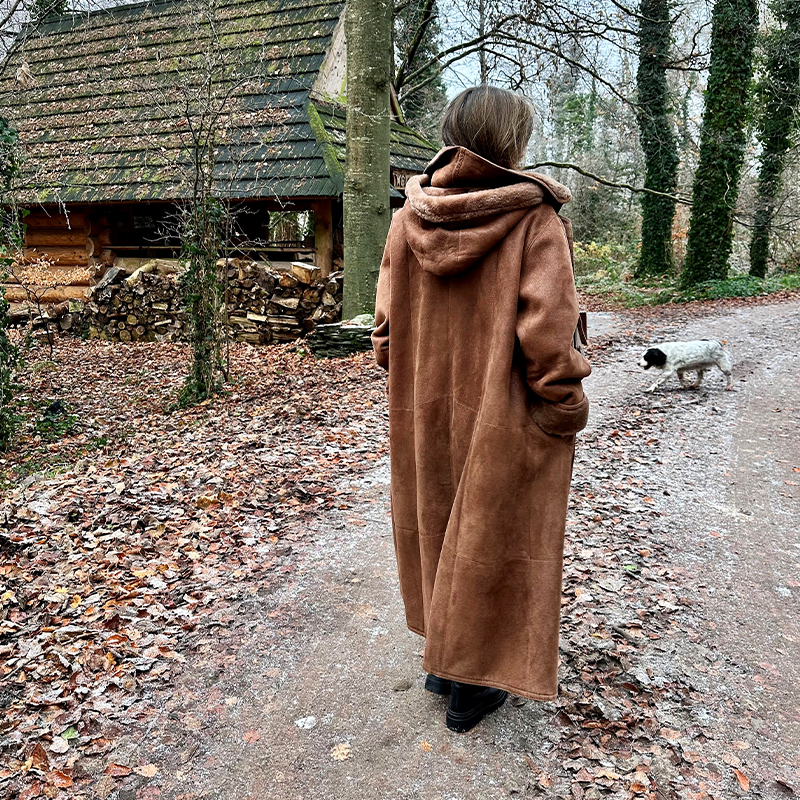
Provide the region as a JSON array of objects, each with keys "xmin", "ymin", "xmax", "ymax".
[
  {"xmin": 678, "ymin": 370, "xmax": 689, "ymax": 388},
  {"xmin": 647, "ymin": 371, "xmax": 674, "ymax": 393},
  {"xmin": 717, "ymin": 352, "xmax": 734, "ymax": 390},
  {"xmin": 693, "ymin": 369, "xmax": 705, "ymax": 388}
]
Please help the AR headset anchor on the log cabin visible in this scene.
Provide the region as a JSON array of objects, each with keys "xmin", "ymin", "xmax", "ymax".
[{"xmin": 0, "ymin": 0, "xmax": 437, "ymax": 304}]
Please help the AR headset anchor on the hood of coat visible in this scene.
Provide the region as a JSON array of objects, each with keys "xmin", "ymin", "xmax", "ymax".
[{"xmin": 402, "ymin": 146, "xmax": 571, "ymax": 276}]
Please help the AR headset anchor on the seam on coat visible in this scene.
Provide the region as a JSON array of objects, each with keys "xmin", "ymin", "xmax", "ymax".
[
  {"xmin": 411, "ymin": 393, "xmax": 453, "ymax": 409},
  {"xmin": 452, "ymin": 396, "xmax": 480, "ymax": 414},
  {"xmin": 525, "ymin": 431, "xmax": 533, "ymax": 689},
  {"xmin": 438, "ymin": 265, "xmax": 456, "ymax": 673},
  {"xmin": 394, "ymin": 525, "xmax": 447, "ymax": 540},
  {"xmin": 442, "ymin": 545, "xmax": 563, "ymax": 568},
  {"xmin": 522, "ymin": 211, "xmax": 563, "ymax": 257}
]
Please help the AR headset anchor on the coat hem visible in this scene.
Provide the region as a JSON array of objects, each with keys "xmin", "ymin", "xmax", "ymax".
[{"xmin": 420, "ymin": 660, "xmax": 558, "ymax": 702}]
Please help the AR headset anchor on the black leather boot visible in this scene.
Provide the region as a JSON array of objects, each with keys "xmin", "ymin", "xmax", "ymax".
[
  {"xmin": 446, "ymin": 682, "xmax": 508, "ymax": 732},
  {"xmin": 424, "ymin": 674, "xmax": 452, "ymax": 695}
]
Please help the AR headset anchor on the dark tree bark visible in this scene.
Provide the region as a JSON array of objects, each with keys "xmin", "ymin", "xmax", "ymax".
[
  {"xmin": 682, "ymin": 0, "xmax": 758, "ymax": 285},
  {"xmin": 343, "ymin": 0, "xmax": 392, "ymax": 318},
  {"xmin": 635, "ymin": 0, "xmax": 679, "ymax": 276}
]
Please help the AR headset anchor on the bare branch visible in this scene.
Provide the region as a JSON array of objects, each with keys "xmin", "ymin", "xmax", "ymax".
[{"xmin": 526, "ymin": 161, "xmax": 692, "ymax": 205}]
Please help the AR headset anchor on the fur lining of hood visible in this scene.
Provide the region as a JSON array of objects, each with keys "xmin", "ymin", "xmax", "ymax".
[{"xmin": 405, "ymin": 175, "xmax": 546, "ymax": 224}]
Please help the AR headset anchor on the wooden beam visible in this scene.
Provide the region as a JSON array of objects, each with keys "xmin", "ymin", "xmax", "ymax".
[
  {"xmin": 1, "ymin": 285, "xmax": 89, "ymax": 303},
  {"xmin": 312, "ymin": 199, "xmax": 333, "ymax": 278},
  {"xmin": 26, "ymin": 228, "xmax": 87, "ymax": 247},
  {"xmin": 24, "ymin": 247, "xmax": 89, "ymax": 266}
]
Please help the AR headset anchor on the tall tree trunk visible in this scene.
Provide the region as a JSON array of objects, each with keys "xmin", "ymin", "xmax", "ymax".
[
  {"xmin": 635, "ymin": 0, "xmax": 679, "ymax": 277},
  {"xmin": 681, "ymin": 0, "xmax": 758, "ymax": 286},
  {"xmin": 343, "ymin": 0, "xmax": 392, "ymax": 319},
  {"xmin": 749, "ymin": 0, "xmax": 800, "ymax": 277}
]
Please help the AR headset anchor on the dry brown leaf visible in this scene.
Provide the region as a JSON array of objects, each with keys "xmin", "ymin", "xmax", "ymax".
[
  {"xmin": 49, "ymin": 770, "xmax": 73, "ymax": 787},
  {"xmin": 243, "ymin": 730, "xmax": 261, "ymax": 743},
  {"xmin": 30, "ymin": 744, "xmax": 49, "ymax": 772},
  {"xmin": 734, "ymin": 769, "xmax": 750, "ymax": 792}
]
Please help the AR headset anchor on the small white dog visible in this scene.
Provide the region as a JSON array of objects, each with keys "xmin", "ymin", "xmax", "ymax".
[{"xmin": 639, "ymin": 340, "xmax": 733, "ymax": 393}]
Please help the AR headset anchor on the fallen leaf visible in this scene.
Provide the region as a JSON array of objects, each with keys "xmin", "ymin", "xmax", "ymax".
[
  {"xmin": 331, "ymin": 742, "xmax": 351, "ymax": 761},
  {"xmin": 420, "ymin": 741, "xmax": 432, "ymax": 752},
  {"xmin": 49, "ymin": 770, "xmax": 73, "ymax": 787},
  {"xmin": 243, "ymin": 730, "xmax": 261, "ymax": 743},
  {"xmin": 538, "ymin": 773, "xmax": 553, "ymax": 788},
  {"xmin": 49, "ymin": 737, "xmax": 69, "ymax": 754},
  {"xmin": 134, "ymin": 764, "xmax": 159, "ymax": 778},
  {"xmin": 20, "ymin": 781, "xmax": 42, "ymax": 800},
  {"xmin": 104, "ymin": 763, "xmax": 131, "ymax": 777},
  {"xmin": 734, "ymin": 769, "xmax": 750, "ymax": 792},
  {"xmin": 30, "ymin": 743, "xmax": 49, "ymax": 771}
]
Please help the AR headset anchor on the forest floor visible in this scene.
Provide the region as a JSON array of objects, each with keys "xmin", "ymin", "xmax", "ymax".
[{"xmin": 1, "ymin": 294, "xmax": 799, "ymax": 800}]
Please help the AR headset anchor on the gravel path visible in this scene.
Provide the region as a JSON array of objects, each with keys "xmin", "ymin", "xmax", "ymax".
[{"xmin": 123, "ymin": 299, "xmax": 800, "ymax": 800}]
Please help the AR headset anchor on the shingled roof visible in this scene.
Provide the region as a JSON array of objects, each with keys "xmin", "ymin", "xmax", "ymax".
[{"xmin": 0, "ymin": 0, "xmax": 436, "ymax": 203}]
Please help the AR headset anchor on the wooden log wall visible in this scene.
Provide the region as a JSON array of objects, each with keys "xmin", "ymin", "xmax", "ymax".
[{"xmin": 2, "ymin": 210, "xmax": 115, "ymax": 305}]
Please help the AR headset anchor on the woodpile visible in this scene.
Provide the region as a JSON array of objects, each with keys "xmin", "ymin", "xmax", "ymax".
[
  {"xmin": 7, "ymin": 299, "xmax": 85, "ymax": 343},
  {"xmin": 85, "ymin": 268, "xmax": 183, "ymax": 342},
  {"xmin": 308, "ymin": 314, "xmax": 376, "ymax": 358},
  {"xmin": 76, "ymin": 258, "xmax": 344, "ymax": 344}
]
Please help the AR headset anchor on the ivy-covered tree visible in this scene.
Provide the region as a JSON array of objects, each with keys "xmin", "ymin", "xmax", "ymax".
[
  {"xmin": 0, "ymin": 117, "xmax": 21, "ymax": 450},
  {"xmin": 681, "ymin": 0, "xmax": 758, "ymax": 285},
  {"xmin": 748, "ymin": 0, "xmax": 800, "ymax": 277},
  {"xmin": 635, "ymin": 0, "xmax": 679, "ymax": 276},
  {"xmin": 30, "ymin": 0, "xmax": 68, "ymax": 20}
]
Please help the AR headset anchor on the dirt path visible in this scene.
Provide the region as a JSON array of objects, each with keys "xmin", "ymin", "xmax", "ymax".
[{"xmin": 112, "ymin": 300, "xmax": 800, "ymax": 800}]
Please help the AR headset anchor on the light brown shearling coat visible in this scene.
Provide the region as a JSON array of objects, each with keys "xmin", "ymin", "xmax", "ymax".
[{"xmin": 372, "ymin": 146, "xmax": 591, "ymax": 700}]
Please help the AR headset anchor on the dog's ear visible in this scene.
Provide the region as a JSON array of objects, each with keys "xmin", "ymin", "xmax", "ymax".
[{"xmin": 643, "ymin": 348, "xmax": 667, "ymax": 368}]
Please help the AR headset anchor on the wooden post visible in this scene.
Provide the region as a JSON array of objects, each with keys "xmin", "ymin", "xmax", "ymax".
[{"xmin": 312, "ymin": 199, "xmax": 333, "ymax": 278}]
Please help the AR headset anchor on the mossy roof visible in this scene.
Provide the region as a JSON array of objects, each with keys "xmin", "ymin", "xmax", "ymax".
[{"xmin": 0, "ymin": 0, "xmax": 437, "ymax": 203}]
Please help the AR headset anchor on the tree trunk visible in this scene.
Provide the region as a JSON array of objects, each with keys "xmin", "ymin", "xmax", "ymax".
[
  {"xmin": 635, "ymin": 0, "xmax": 678, "ymax": 277},
  {"xmin": 343, "ymin": 0, "xmax": 392, "ymax": 319},
  {"xmin": 681, "ymin": 0, "xmax": 758, "ymax": 286},
  {"xmin": 748, "ymin": 0, "xmax": 800, "ymax": 278}
]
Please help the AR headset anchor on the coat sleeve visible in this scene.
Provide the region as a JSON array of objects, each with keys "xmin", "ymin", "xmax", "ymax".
[
  {"xmin": 371, "ymin": 229, "xmax": 391, "ymax": 371},
  {"xmin": 516, "ymin": 214, "xmax": 591, "ymax": 436}
]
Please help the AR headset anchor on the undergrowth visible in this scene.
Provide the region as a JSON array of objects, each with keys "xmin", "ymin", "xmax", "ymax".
[{"xmin": 573, "ymin": 241, "xmax": 800, "ymax": 307}]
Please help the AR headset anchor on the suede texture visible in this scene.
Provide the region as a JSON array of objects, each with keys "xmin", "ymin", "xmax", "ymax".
[{"xmin": 372, "ymin": 146, "xmax": 591, "ymax": 701}]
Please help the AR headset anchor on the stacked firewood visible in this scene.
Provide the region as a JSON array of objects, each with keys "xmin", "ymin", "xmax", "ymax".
[
  {"xmin": 79, "ymin": 259, "xmax": 343, "ymax": 344},
  {"xmin": 224, "ymin": 260, "xmax": 344, "ymax": 343},
  {"xmin": 85, "ymin": 266, "xmax": 183, "ymax": 342}
]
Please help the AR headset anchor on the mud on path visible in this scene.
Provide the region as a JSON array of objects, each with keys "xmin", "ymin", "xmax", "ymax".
[{"xmin": 78, "ymin": 300, "xmax": 800, "ymax": 800}]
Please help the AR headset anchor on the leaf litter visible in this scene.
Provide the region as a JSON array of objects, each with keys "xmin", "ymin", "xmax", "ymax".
[{"xmin": 1, "ymin": 339, "xmax": 387, "ymax": 799}]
